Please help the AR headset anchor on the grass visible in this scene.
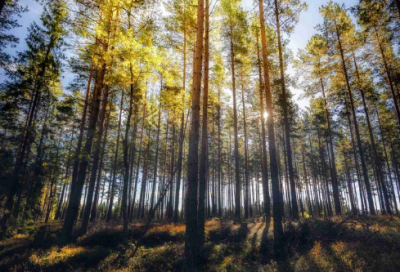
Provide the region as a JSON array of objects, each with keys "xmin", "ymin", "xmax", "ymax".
[{"xmin": 1, "ymin": 216, "xmax": 400, "ymax": 271}]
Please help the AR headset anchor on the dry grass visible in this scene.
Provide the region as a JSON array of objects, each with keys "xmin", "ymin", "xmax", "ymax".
[{"xmin": 1, "ymin": 216, "xmax": 400, "ymax": 271}]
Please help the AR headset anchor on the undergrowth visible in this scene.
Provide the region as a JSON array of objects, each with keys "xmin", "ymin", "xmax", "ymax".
[{"xmin": 0, "ymin": 216, "xmax": 399, "ymax": 271}]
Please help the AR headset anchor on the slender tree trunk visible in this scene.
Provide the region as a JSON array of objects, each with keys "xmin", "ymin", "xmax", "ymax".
[
  {"xmin": 374, "ymin": 27, "xmax": 400, "ymax": 127},
  {"xmin": 55, "ymin": 131, "xmax": 75, "ymax": 220},
  {"xmin": 184, "ymin": 0, "xmax": 204, "ymax": 268},
  {"xmin": 151, "ymin": 107, "xmax": 162, "ymax": 213},
  {"xmin": 229, "ymin": 18, "xmax": 241, "ymax": 222},
  {"xmin": 122, "ymin": 82, "xmax": 135, "ymax": 233},
  {"xmin": 352, "ymin": 52, "xmax": 391, "ymax": 214},
  {"xmin": 167, "ymin": 124, "xmax": 176, "ymax": 220},
  {"xmin": 67, "ymin": 65, "xmax": 94, "ymax": 218},
  {"xmin": 335, "ymin": 23, "xmax": 375, "ymax": 215},
  {"xmin": 319, "ymin": 65, "xmax": 341, "ymax": 215},
  {"xmin": 81, "ymin": 85, "xmax": 110, "ymax": 234},
  {"xmin": 217, "ymin": 86, "xmax": 222, "ymax": 217},
  {"xmin": 274, "ymin": 0, "xmax": 299, "ymax": 219},
  {"xmin": 241, "ymin": 76, "xmax": 250, "ymax": 219},
  {"xmin": 174, "ymin": 1, "xmax": 187, "ymax": 224},
  {"xmin": 259, "ymin": 0, "xmax": 283, "ymax": 255},
  {"xmin": 256, "ymin": 32, "xmax": 270, "ymax": 218},
  {"xmin": 62, "ymin": 65, "xmax": 105, "ymax": 241},
  {"xmin": 376, "ymin": 109, "xmax": 398, "ymax": 214},
  {"xmin": 2, "ymin": 34, "xmax": 57, "ymax": 231},
  {"xmin": 138, "ymin": 133, "xmax": 151, "ymax": 219},
  {"xmin": 91, "ymin": 102, "xmax": 112, "ymax": 222},
  {"xmin": 301, "ymin": 145, "xmax": 313, "ymax": 217},
  {"xmin": 198, "ymin": 0, "xmax": 209, "ymax": 253},
  {"xmin": 106, "ymin": 92, "xmax": 124, "ymax": 222}
]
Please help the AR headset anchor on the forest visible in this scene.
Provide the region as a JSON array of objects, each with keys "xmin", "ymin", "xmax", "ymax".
[{"xmin": 1, "ymin": 0, "xmax": 400, "ymax": 271}]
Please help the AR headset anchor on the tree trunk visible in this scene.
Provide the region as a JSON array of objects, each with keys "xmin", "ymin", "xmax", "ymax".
[
  {"xmin": 81, "ymin": 85, "xmax": 110, "ymax": 234},
  {"xmin": 184, "ymin": 0, "xmax": 204, "ymax": 268},
  {"xmin": 151, "ymin": 107, "xmax": 162, "ymax": 213},
  {"xmin": 55, "ymin": 130, "xmax": 75, "ymax": 220},
  {"xmin": 122, "ymin": 80, "xmax": 137, "ymax": 232},
  {"xmin": 229, "ymin": 18, "xmax": 241, "ymax": 222},
  {"xmin": 352, "ymin": 52, "xmax": 391, "ymax": 214},
  {"xmin": 374, "ymin": 27, "xmax": 400, "ymax": 127},
  {"xmin": 335, "ymin": 23, "xmax": 375, "ymax": 215},
  {"xmin": 106, "ymin": 92, "xmax": 124, "ymax": 222},
  {"xmin": 259, "ymin": 0, "xmax": 283, "ymax": 255},
  {"xmin": 241, "ymin": 76, "xmax": 250, "ymax": 219},
  {"xmin": 318, "ymin": 63, "xmax": 341, "ymax": 215},
  {"xmin": 256, "ymin": 31, "xmax": 270, "ymax": 218},
  {"xmin": 62, "ymin": 65, "xmax": 105, "ymax": 241},
  {"xmin": 274, "ymin": 0, "xmax": 299, "ymax": 219},
  {"xmin": 198, "ymin": 0, "xmax": 209, "ymax": 253},
  {"xmin": 2, "ymin": 34, "xmax": 57, "ymax": 231},
  {"xmin": 91, "ymin": 102, "xmax": 112, "ymax": 222}
]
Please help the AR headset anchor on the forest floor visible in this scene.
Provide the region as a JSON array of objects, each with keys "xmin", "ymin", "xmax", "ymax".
[{"xmin": 1, "ymin": 215, "xmax": 400, "ymax": 271}]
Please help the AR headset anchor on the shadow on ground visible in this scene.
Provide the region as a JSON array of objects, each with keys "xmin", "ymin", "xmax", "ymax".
[{"xmin": 1, "ymin": 216, "xmax": 400, "ymax": 271}]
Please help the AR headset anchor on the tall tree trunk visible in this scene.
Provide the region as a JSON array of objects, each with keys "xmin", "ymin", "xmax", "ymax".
[
  {"xmin": 229, "ymin": 18, "xmax": 241, "ymax": 222},
  {"xmin": 259, "ymin": 0, "xmax": 283, "ymax": 255},
  {"xmin": 131, "ymin": 96, "xmax": 147, "ymax": 220},
  {"xmin": 122, "ymin": 83, "xmax": 135, "ymax": 232},
  {"xmin": 67, "ymin": 65, "xmax": 94, "ymax": 219},
  {"xmin": 62, "ymin": 65, "xmax": 105, "ymax": 241},
  {"xmin": 301, "ymin": 145, "xmax": 313, "ymax": 217},
  {"xmin": 91, "ymin": 102, "xmax": 112, "ymax": 222},
  {"xmin": 376, "ymin": 109, "xmax": 398, "ymax": 214},
  {"xmin": 81, "ymin": 85, "xmax": 110, "ymax": 234},
  {"xmin": 55, "ymin": 130, "xmax": 75, "ymax": 220},
  {"xmin": 174, "ymin": 0, "xmax": 187, "ymax": 224},
  {"xmin": 106, "ymin": 92, "xmax": 124, "ymax": 222},
  {"xmin": 241, "ymin": 76, "xmax": 250, "ymax": 219},
  {"xmin": 335, "ymin": 23, "xmax": 375, "ymax": 215},
  {"xmin": 151, "ymin": 107, "xmax": 162, "ymax": 213},
  {"xmin": 318, "ymin": 62, "xmax": 341, "ymax": 215},
  {"xmin": 184, "ymin": 0, "xmax": 204, "ymax": 268},
  {"xmin": 198, "ymin": 0, "xmax": 209, "ymax": 253},
  {"xmin": 217, "ymin": 89, "xmax": 222, "ymax": 218},
  {"xmin": 45, "ymin": 139, "xmax": 61, "ymax": 223},
  {"xmin": 374, "ymin": 27, "xmax": 400, "ymax": 127},
  {"xmin": 274, "ymin": 0, "xmax": 299, "ymax": 219},
  {"xmin": 2, "ymin": 34, "xmax": 57, "ymax": 231},
  {"xmin": 256, "ymin": 31, "xmax": 270, "ymax": 218},
  {"xmin": 138, "ymin": 132, "xmax": 151, "ymax": 219},
  {"xmin": 167, "ymin": 124, "xmax": 176, "ymax": 220},
  {"xmin": 344, "ymin": 155, "xmax": 356, "ymax": 213},
  {"xmin": 352, "ymin": 52, "xmax": 391, "ymax": 214}
]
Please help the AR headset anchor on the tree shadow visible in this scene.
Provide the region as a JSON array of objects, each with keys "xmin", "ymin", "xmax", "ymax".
[{"xmin": 260, "ymin": 217, "xmax": 271, "ymax": 262}]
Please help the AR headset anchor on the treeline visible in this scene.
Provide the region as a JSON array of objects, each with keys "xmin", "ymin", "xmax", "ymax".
[{"xmin": 0, "ymin": 0, "xmax": 400, "ymax": 268}]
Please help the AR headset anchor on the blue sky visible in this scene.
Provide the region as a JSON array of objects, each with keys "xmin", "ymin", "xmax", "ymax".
[{"xmin": 6, "ymin": 0, "xmax": 358, "ymax": 109}]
